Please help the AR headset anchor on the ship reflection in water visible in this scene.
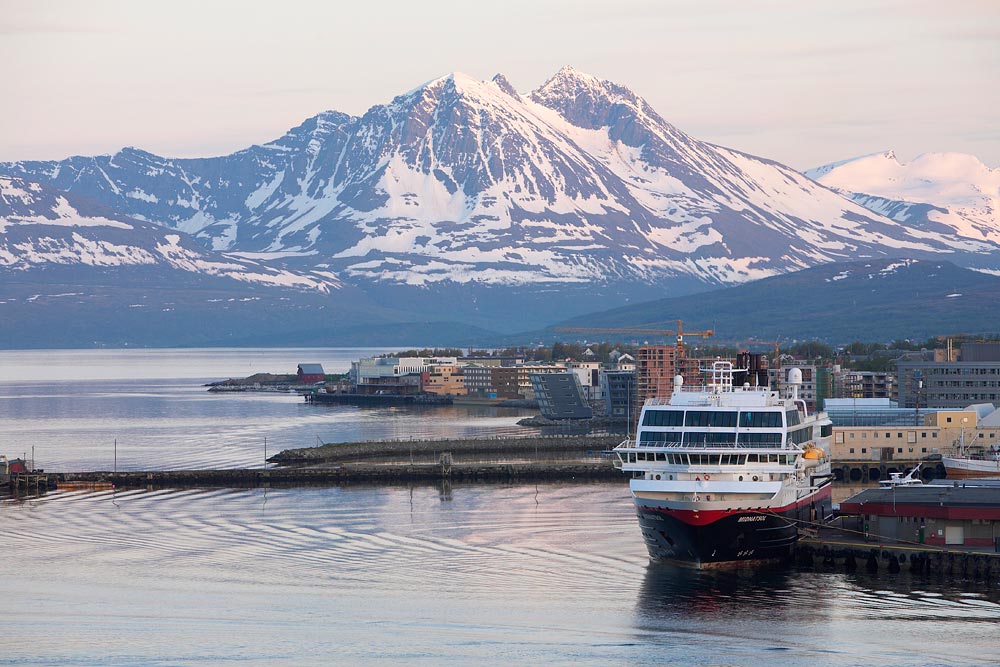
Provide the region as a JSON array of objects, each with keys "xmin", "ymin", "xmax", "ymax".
[{"xmin": 636, "ymin": 562, "xmax": 1000, "ymax": 665}]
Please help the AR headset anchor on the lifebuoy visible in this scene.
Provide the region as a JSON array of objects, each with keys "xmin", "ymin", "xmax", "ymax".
[
  {"xmin": 704, "ymin": 474, "xmax": 711, "ymax": 480},
  {"xmin": 694, "ymin": 495, "xmax": 701, "ymax": 502}
]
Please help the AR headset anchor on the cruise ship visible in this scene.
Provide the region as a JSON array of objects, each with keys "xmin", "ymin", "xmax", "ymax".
[{"xmin": 614, "ymin": 353, "xmax": 834, "ymax": 567}]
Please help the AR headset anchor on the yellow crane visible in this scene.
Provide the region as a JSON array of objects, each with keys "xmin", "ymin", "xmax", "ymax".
[{"xmin": 553, "ymin": 319, "xmax": 713, "ymax": 358}]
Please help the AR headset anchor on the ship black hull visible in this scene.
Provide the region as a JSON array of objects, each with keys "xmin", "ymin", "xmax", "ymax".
[{"xmin": 634, "ymin": 487, "xmax": 832, "ymax": 568}]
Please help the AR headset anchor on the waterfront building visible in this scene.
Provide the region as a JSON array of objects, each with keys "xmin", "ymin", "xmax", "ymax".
[
  {"xmin": 566, "ymin": 360, "xmax": 601, "ymax": 400},
  {"xmin": 600, "ymin": 370, "xmax": 635, "ymax": 422},
  {"xmin": 839, "ymin": 482, "xmax": 1000, "ymax": 548},
  {"xmin": 830, "ymin": 405, "xmax": 999, "ymax": 465},
  {"xmin": 296, "ymin": 363, "xmax": 325, "ymax": 384},
  {"xmin": 530, "ymin": 373, "xmax": 593, "ymax": 420},
  {"xmin": 489, "ymin": 366, "xmax": 523, "ymax": 399},
  {"xmin": 511, "ymin": 363, "xmax": 570, "ymax": 399},
  {"xmin": 461, "ymin": 363, "xmax": 494, "ymax": 397},
  {"xmin": 422, "ymin": 364, "xmax": 467, "ymax": 396},
  {"xmin": 351, "ymin": 356, "xmax": 458, "ymax": 386},
  {"xmin": 896, "ymin": 343, "xmax": 1000, "ymax": 408}
]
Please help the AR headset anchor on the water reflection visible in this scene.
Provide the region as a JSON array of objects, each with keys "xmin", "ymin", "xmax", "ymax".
[{"xmin": 637, "ymin": 563, "xmax": 797, "ymax": 620}]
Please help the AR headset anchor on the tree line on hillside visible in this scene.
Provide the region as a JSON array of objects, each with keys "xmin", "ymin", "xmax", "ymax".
[{"xmin": 383, "ymin": 334, "xmax": 1000, "ymax": 371}]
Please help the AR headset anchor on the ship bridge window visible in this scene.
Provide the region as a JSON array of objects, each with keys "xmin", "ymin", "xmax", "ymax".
[
  {"xmin": 639, "ymin": 432, "xmax": 683, "ymax": 446},
  {"xmin": 642, "ymin": 410, "xmax": 684, "ymax": 427},
  {"xmin": 789, "ymin": 427, "xmax": 812, "ymax": 445},
  {"xmin": 684, "ymin": 411, "xmax": 737, "ymax": 428},
  {"xmin": 683, "ymin": 432, "xmax": 736, "ymax": 447},
  {"xmin": 820, "ymin": 424, "xmax": 832, "ymax": 438},
  {"xmin": 785, "ymin": 410, "xmax": 802, "ymax": 427},
  {"xmin": 738, "ymin": 433, "xmax": 782, "ymax": 447},
  {"xmin": 739, "ymin": 411, "xmax": 783, "ymax": 428}
]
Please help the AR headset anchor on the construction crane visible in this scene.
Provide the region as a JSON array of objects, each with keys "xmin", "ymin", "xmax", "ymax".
[{"xmin": 553, "ymin": 320, "xmax": 713, "ymax": 358}]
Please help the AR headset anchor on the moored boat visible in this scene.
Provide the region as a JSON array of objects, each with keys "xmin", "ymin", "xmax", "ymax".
[
  {"xmin": 943, "ymin": 444, "xmax": 1000, "ymax": 478},
  {"xmin": 614, "ymin": 354, "xmax": 834, "ymax": 568}
]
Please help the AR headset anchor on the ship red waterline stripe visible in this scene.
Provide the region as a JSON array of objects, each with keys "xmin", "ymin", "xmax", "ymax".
[
  {"xmin": 838, "ymin": 502, "xmax": 1000, "ymax": 521},
  {"xmin": 639, "ymin": 486, "xmax": 832, "ymax": 527}
]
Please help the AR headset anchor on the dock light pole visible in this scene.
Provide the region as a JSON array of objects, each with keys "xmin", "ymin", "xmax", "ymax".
[
  {"xmin": 114, "ymin": 439, "xmax": 117, "ymax": 474},
  {"xmin": 264, "ymin": 436, "xmax": 267, "ymax": 468}
]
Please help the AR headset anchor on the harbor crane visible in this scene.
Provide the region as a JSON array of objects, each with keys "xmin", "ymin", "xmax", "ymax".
[{"xmin": 553, "ymin": 320, "xmax": 714, "ymax": 358}]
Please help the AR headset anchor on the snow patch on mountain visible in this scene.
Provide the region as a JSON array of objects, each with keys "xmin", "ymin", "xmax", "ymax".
[{"xmin": 807, "ymin": 151, "xmax": 1000, "ymax": 245}]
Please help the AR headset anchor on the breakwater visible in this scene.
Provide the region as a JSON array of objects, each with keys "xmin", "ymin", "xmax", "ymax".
[
  {"xmin": 57, "ymin": 460, "xmax": 620, "ymax": 488},
  {"xmin": 269, "ymin": 434, "xmax": 622, "ymax": 464}
]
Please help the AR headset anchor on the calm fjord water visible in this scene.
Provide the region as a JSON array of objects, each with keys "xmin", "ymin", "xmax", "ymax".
[{"xmin": 2, "ymin": 349, "xmax": 999, "ymax": 666}]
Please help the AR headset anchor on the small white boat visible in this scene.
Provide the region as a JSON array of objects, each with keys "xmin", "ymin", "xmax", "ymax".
[{"xmin": 879, "ymin": 463, "xmax": 923, "ymax": 486}]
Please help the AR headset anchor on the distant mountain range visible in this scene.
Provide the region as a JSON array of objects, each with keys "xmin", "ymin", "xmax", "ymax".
[
  {"xmin": 2, "ymin": 68, "xmax": 999, "ymax": 346},
  {"xmin": 550, "ymin": 258, "xmax": 1000, "ymax": 343},
  {"xmin": 806, "ymin": 151, "xmax": 1000, "ymax": 258}
]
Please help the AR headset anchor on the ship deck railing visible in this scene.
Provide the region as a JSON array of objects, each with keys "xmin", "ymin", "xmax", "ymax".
[{"xmin": 614, "ymin": 439, "xmax": 802, "ymax": 452}]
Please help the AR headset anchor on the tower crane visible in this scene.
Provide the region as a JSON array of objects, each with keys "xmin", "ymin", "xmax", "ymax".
[{"xmin": 553, "ymin": 319, "xmax": 713, "ymax": 357}]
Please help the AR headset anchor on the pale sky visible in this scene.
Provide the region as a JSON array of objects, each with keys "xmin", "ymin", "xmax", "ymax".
[{"xmin": 2, "ymin": 0, "xmax": 997, "ymax": 171}]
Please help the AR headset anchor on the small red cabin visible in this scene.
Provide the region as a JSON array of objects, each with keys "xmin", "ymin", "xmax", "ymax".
[{"xmin": 297, "ymin": 363, "xmax": 326, "ymax": 384}]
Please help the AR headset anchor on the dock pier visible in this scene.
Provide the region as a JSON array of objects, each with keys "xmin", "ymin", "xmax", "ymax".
[{"xmin": 798, "ymin": 528, "xmax": 1000, "ymax": 576}]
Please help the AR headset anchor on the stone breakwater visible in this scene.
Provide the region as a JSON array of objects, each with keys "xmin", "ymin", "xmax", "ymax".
[
  {"xmin": 268, "ymin": 435, "xmax": 623, "ymax": 464},
  {"xmin": 57, "ymin": 461, "xmax": 621, "ymax": 488},
  {"xmin": 52, "ymin": 435, "xmax": 626, "ymax": 488}
]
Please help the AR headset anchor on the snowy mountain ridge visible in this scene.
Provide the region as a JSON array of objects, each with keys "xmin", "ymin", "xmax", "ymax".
[
  {"xmin": 805, "ymin": 151, "xmax": 1000, "ymax": 245},
  {"xmin": 3, "ymin": 68, "xmax": 1000, "ymax": 300},
  {"xmin": 0, "ymin": 174, "xmax": 342, "ymax": 292}
]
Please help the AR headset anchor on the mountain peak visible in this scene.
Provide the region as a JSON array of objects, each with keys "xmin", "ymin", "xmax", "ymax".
[
  {"xmin": 530, "ymin": 66, "xmax": 653, "ymax": 131},
  {"xmin": 490, "ymin": 73, "xmax": 520, "ymax": 99}
]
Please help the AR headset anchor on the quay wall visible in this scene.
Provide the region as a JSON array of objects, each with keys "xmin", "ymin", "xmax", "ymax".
[{"xmin": 796, "ymin": 537, "xmax": 1000, "ymax": 577}]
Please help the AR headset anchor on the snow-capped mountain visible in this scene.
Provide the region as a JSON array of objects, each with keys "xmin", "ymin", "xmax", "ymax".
[
  {"xmin": 6, "ymin": 67, "xmax": 998, "ymax": 297},
  {"xmin": 0, "ymin": 174, "xmax": 341, "ymax": 291},
  {"xmin": 805, "ymin": 151, "xmax": 1000, "ymax": 249}
]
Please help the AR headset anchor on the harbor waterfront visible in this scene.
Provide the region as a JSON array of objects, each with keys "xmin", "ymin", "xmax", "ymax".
[{"xmin": 3, "ymin": 349, "xmax": 1000, "ymax": 665}]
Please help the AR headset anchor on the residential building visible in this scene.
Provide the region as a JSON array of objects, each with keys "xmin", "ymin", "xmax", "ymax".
[
  {"xmin": 635, "ymin": 346, "xmax": 720, "ymax": 423},
  {"xmin": 836, "ymin": 370, "xmax": 895, "ymax": 400},
  {"xmin": 462, "ymin": 363, "xmax": 495, "ymax": 397},
  {"xmin": 530, "ymin": 373, "xmax": 593, "ymax": 420},
  {"xmin": 600, "ymin": 370, "xmax": 635, "ymax": 422}
]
